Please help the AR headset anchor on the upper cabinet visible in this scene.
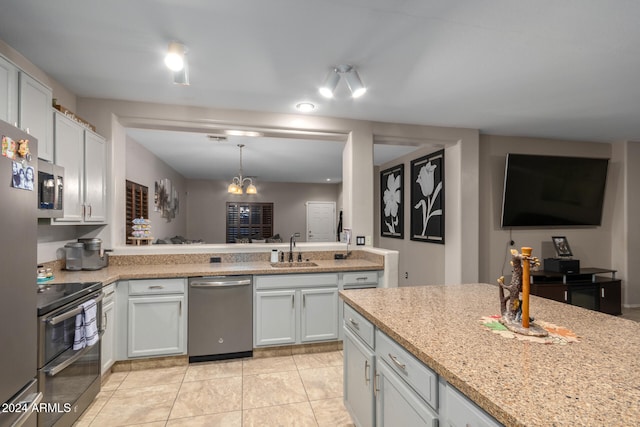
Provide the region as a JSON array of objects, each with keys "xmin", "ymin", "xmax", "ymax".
[
  {"xmin": 53, "ymin": 110, "xmax": 107, "ymax": 224},
  {"xmin": 19, "ymin": 73, "xmax": 53, "ymax": 161},
  {"xmin": 0, "ymin": 55, "xmax": 19, "ymax": 125},
  {"xmin": 1, "ymin": 53, "xmax": 54, "ymax": 161}
]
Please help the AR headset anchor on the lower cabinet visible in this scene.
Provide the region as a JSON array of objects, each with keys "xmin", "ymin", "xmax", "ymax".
[
  {"xmin": 343, "ymin": 327, "xmax": 375, "ymax": 427},
  {"xmin": 126, "ymin": 278, "xmax": 187, "ymax": 358},
  {"xmin": 376, "ymin": 360, "xmax": 438, "ymax": 427},
  {"xmin": 254, "ymin": 273, "xmax": 338, "ymax": 347},
  {"xmin": 101, "ymin": 284, "xmax": 116, "ymax": 374},
  {"xmin": 343, "ymin": 302, "xmax": 502, "ymax": 427}
]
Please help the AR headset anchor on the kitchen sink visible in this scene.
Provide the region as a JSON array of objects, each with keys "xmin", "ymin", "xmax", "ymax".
[{"xmin": 270, "ymin": 261, "xmax": 318, "ymax": 268}]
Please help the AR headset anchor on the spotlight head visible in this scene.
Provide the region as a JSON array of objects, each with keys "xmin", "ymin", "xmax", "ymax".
[
  {"xmin": 342, "ymin": 66, "xmax": 366, "ymax": 98},
  {"xmin": 319, "ymin": 69, "xmax": 340, "ymax": 98},
  {"xmin": 165, "ymin": 42, "xmax": 186, "ymax": 71}
]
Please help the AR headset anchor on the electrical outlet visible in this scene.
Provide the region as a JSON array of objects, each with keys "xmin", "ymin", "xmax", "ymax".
[
  {"xmin": 365, "ymin": 235, "xmax": 372, "ymax": 245},
  {"xmin": 405, "ymin": 272, "xmax": 409, "ymax": 279},
  {"xmin": 210, "ymin": 257, "xmax": 221, "ymax": 263}
]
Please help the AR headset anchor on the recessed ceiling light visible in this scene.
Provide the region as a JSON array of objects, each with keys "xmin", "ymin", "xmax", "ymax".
[{"xmin": 295, "ymin": 102, "xmax": 315, "ymax": 113}]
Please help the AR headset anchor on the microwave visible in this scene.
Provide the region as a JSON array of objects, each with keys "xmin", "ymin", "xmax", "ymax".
[{"xmin": 37, "ymin": 159, "xmax": 64, "ymax": 218}]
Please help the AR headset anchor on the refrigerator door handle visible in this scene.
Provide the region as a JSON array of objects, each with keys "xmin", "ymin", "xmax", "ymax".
[{"xmin": 190, "ymin": 279, "xmax": 251, "ymax": 287}]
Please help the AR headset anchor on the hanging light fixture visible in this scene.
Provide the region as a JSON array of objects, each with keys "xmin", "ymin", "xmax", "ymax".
[
  {"xmin": 228, "ymin": 144, "xmax": 257, "ymax": 195},
  {"xmin": 318, "ymin": 64, "xmax": 366, "ymax": 99}
]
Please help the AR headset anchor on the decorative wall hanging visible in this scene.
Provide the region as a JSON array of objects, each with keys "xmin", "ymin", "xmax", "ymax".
[
  {"xmin": 154, "ymin": 178, "xmax": 179, "ymax": 222},
  {"xmin": 380, "ymin": 164, "xmax": 404, "ymax": 239},
  {"xmin": 410, "ymin": 149, "xmax": 444, "ymax": 243}
]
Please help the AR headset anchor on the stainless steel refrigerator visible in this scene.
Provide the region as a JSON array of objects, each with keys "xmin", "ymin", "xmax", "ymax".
[{"xmin": 0, "ymin": 119, "xmax": 41, "ymax": 427}]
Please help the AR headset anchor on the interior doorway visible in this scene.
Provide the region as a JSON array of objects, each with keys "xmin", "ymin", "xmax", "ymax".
[{"xmin": 306, "ymin": 201, "xmax": 336, "ymax": 242}]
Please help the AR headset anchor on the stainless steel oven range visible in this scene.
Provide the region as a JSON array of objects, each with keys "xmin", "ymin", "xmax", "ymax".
[{"xmin": 36, "ymin": 282, "xmax": 103, "ymax": 427}]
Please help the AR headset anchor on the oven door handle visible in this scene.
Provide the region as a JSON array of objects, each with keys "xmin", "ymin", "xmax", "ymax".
[
  {"xmin": 45, "ymin": 293, "xmax": 104, "ymax": 326},
  {"xmin": 45, "ymin": 343, "xmax": 97, "ymax": 377},
  {"xmin": 11, "ymin": 391, "xmax": 43, "ymax": 427}
]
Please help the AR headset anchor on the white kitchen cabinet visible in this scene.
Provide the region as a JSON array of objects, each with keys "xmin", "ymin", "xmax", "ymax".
[
  {"xmin": 254, "ymin": 273, "xmax": 338, "ymax": 347},
  {"xmin": 127, "ymin": 278, "xmax": 187, "ymax": 358},
  {"xmin": 376, "ymin": 359, "xmax": 438, "ymax": 427},
  {"xmin": 101, "ymin": 284, "xmax": 116, "ymax": 374},
  {"xmin": 255, "ymin": 289, "xmax": 296, "ymax": 346},
  {"xmin": 19, "ymin": 72, "xmax": 53, "ymax": 161},
  {"xmin": 53, "ymin": 110, "xmax": 107, "ymax": 223},
  {"xmin": 83, "ymin": 129, "xmax": 107, "ymax": 222},
  {"xmin": 343, "ymin": 327, "xmax": 375, "ymax": 427},
  {"xmin": 439, "ymin": 379, "xmax": 502, "ymax": 427},
  {"xmin": 300, "ymin": 288, "xmax": 338, "ymax": 342},
  {"xmin": 0, "ymin": 55, "xmax": 19, "ymax": 125}
]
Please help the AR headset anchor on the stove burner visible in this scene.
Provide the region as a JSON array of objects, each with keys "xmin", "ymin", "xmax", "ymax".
[{"xmin": 37, "ymin": 282, "xmax": 102, "ymax": 316}]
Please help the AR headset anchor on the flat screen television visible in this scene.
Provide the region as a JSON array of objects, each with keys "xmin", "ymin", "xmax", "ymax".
[{"xmin": 501, "ymin": 154, "xmax": 609, "ymax": 227}]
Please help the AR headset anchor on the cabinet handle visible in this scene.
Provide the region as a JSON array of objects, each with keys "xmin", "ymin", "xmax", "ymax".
[
  {"xmin": 179, "ymin": 301, "xmax": 182, "ymax": 316},
  {"xmin": 103, "ymin": 313, "xmax": 108, "ymax": 329},
  {"xmin": 149, "ymin": 285, "xmax": 164, "ymax": 289},
  {"xmin": 374, "ymin": 372, "xmax": 379, "ymax": 397},
  {"xmin": 303, "ymin": 294, "xmax": 306, "ymax": 308},
  {"xmin": 601, "ymin": 288, "xmax": 605, "ymax": 298},
  {"xmin": 348, "ymin": 318, "xmax": 359, "ymax": 327},
  {"xmin": 388, "ymin": 353, "xmax": 406, "ymax": 371},
  {"xmin": 356, "ymin": 277, "xmax": 367, "ymax": 281},
  {"xmin": 564, "ymin": 291, "xmax": 568, "ymax": 302},
  {"xmin": 292, "ymin": 294, "xmax": 295, "ymax": 309},
  {"xmin": 364, "ymin": 360, "xmax": 370, "ymax": 384},
  {"xmin": 88, "ymin": 205, "xmax": 92, "ymax": 217}
]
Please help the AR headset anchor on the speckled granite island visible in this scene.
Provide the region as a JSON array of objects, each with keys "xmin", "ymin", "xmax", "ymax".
[{"xmin": 340, "ymin": 283, "xmax": 640, "ymax": 427}]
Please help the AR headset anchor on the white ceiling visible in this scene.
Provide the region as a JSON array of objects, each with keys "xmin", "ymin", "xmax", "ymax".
[{"xmin": 2, "ymin": 1, "xmax": 639, "ymax": 181}]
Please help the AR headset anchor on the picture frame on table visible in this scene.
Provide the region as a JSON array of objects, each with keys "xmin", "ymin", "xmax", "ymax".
[{"xmin": 552, "ymin": 236, "xmax": 573, "ymax": 257}]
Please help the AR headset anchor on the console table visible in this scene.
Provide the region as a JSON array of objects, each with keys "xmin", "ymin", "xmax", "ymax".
[{"xmin": 529, "ymin": 268, "xmax": 621, "ymax": 315}]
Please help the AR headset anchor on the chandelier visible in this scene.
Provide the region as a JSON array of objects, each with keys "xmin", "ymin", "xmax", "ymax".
[{"xmin": 227, "ymin": 144, "xmax": 257, "ymax": 195}]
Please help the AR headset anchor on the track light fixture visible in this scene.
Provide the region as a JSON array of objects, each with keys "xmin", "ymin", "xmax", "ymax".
[
  {"xmin": 165, "ymin": 42, "xmax": 190, "ymax": 85},
  {"xmin": 319, "ymin": 65, "xmax": 366, "ymax": 99}
]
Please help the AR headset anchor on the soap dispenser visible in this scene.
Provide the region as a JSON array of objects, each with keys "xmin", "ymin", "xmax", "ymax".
[{"xmin": 270, "ymin": 249, "xmax": 278, "ymax": 263}]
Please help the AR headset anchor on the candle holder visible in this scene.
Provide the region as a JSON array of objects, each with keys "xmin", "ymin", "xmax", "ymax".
[{"xmin": 497, "ymin": 247, "xmax": 548, "ymax": 337}]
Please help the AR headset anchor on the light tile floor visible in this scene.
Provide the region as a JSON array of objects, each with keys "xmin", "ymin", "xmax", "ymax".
[
  {"xmin": 74, "ymin": 351, "xmax": 354, "ymax": 427},
  {"xmin": 620, "ymin": 307, "xmax": 640, "ymax": 322}
]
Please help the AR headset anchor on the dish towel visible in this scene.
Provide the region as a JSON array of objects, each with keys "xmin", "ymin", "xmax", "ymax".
[{"xmin": 73, "ymin": 299, "xmax": 99, "ymax": 350}]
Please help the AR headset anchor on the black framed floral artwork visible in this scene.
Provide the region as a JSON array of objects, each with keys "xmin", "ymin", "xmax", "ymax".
[
  {"xmin": 380, "ymin": 164, "xmax": 404, "ymax": 239},
  {"xmin": 410, "ymin": 149, "xmax": 444, "ymax": 244}
]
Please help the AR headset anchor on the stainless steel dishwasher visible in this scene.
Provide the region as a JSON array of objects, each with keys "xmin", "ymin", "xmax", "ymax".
[{"xmin": 188, "ymin": 276, "xmax": 253, "ymax": 362}]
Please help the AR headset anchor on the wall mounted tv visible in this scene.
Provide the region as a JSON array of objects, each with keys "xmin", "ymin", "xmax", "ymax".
[{"xmin": 501, "ymin": 154, "xmax": 609, "ymax": 227}]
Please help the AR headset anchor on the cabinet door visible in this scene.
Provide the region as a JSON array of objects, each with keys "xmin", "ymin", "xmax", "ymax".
[
  {"xmin": 375, "ymin": 360, "xmax": 438, "ymax": 427},
  {"xmin": 599, "ymin": 281, "xmax": 622, "ymax": 315},
  {"xmin": 0, "ymin": 56, "xmax": 18, "ymax": 125},
  {"xmin": 441, "ymin": 382, "xmax": 502, "ymax": 427},
  {"xmin": 83, "ymin": 130, "xmax": 106, "ymax": 222},
  {"xmin": 19, "ymin": 73, "xmax": 53, "ymax": 161},
  {"xmin": 128, "ymin": 295, "xmax": 185, "ymax": 358},
  {"xmin": 101, "ymin": 297, "xmax": 115, "ymax": 374},
  {"xmin": 301, "ymin": 288, "xmax": 338, "ymax": 342},
  {"xmin": 53, "ymin": 111, "xmax": 84, "ymax": 222},
  {"xmin": 344, "ymin": 328, "xmax": 375, "ymax": 427},
  {"xmin": 530, "ymin": 283, "xmax": 567, "ymax": 303},
  {"xmin": 255, "ymin": 290, "xmax": 296, "ymax": 346}
]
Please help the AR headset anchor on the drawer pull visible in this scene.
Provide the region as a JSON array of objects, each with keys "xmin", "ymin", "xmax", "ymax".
[
  {"xmin": 364, "ymin": 360, "xmax": 370, "ymax": 384},
  {"xmin": 348, "ymin": 318, "xmax": 359, "ymax": 327},
  {"xmin": 149, "ymin": 285, "xmax": 164, "ymax": 290},
  {"xmin": 389, "ymin": 353, "xmax": 406, "ymax": 371},
  {"xmin": 356, "ymin": 276, "xmax": 368, "ymax": 281}
]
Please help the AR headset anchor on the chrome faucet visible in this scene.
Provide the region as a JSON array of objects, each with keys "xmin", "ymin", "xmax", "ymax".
[{"xmin": 289, "ymin": 234, "xmax": 296, "ymax": 262}]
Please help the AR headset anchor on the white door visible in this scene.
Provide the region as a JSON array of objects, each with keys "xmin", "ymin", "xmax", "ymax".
[{"xmin": 306, "ymin": 201, "xmax": 336, "ymax": 242}]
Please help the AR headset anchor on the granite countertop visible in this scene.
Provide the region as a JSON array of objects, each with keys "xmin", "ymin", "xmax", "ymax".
[
  {"xmin": 340, "ymin": 284, "xmax": 640, "ymax": 427},
  {"xmin": 48, "ymin": 258, "xmax": 383, "ymax": 286}
]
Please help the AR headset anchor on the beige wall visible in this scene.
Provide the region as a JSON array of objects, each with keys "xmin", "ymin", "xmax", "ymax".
[
  {"xmin": 126, "ymin": 136, "xmax": 187, "ymax": 241},
  {"xmin": 478, "ymin": 135, "xmax": 616, "ymax": 285},
  {"xmin": 186, "ymin": 180, "xmax": 339, "ymax": 243}
]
